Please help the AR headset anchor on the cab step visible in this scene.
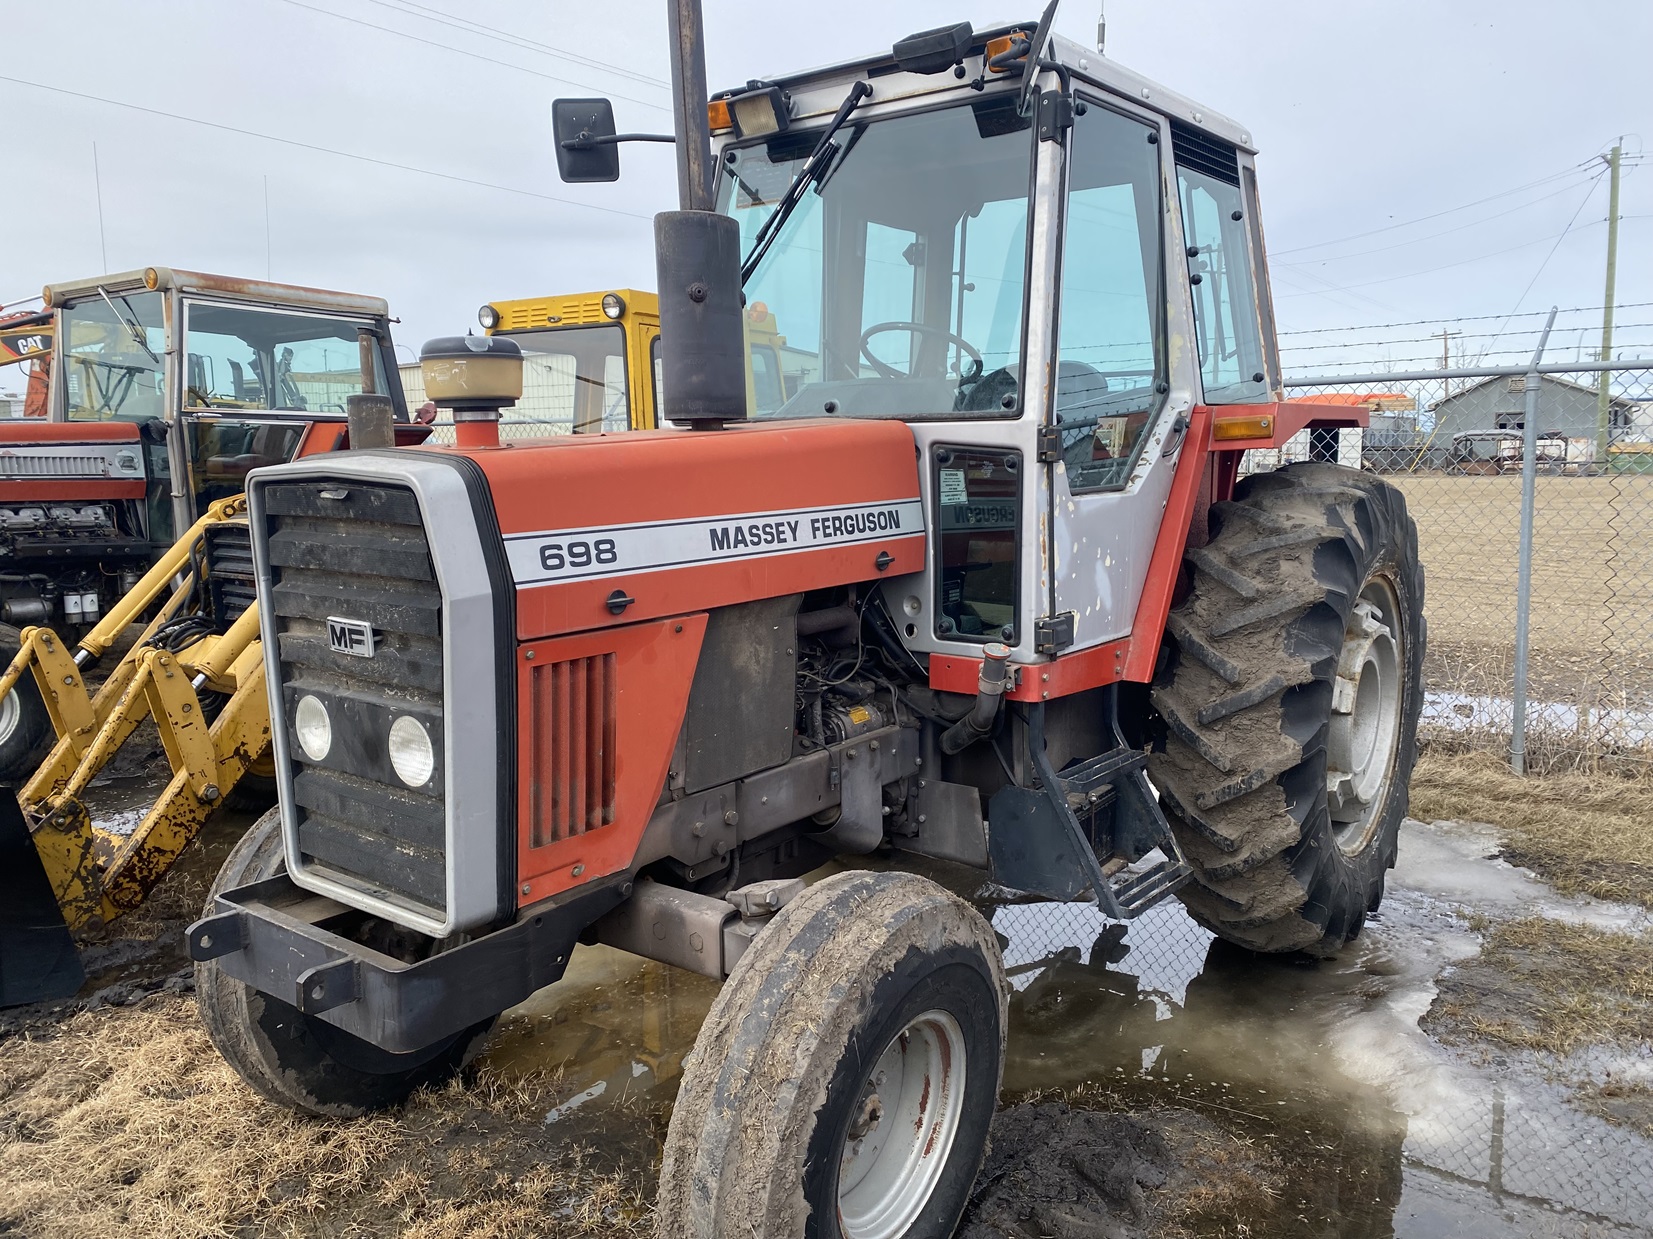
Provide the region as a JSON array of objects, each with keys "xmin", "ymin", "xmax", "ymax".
[{"xmin": 987, "ymin": 705, "xmax": 1191, "ymax": 919}]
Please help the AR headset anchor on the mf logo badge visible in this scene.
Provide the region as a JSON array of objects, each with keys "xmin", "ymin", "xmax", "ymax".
[{"xmin": 327, "ymin": 616, "xmax": 376, "ymax": 658}]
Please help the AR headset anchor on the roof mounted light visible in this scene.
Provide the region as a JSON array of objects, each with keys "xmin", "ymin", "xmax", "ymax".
[
  {"xmin": 478, "ymin": 304, "xmax": 500, "ymax": 330},
  {"xmin": 728, "ymin": 85, "xmax": 790, "ymax": 139},
  {"xmin": 143, "ymin": 268, "xmax": 161, "ymax": 290},
  {"xmin": 892, "ymin": 21, "xmax": 974, "ymax": 74},
  {"xmin": 601, "ymin": 293, "xmax": 626, "ymax": 320}
]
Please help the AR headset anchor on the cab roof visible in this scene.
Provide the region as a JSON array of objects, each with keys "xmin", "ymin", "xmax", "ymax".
[
  {"xmin": 43, "ymin": 268, "xmax": 390, "ymax": 318},
  {"xmin": 726, "ymin": 20, "xmax": 1253, "ymax": 154}
]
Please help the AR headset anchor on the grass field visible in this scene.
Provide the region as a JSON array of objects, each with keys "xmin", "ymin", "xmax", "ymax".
[{"xmin": 1389, "ymin": 473, "xmax": 1653, "ymax": 689}]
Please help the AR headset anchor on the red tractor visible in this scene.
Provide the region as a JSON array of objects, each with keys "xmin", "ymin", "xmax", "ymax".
[
  {"xmin": 0, "ymin": 267, "xmax": 414, "ymax": 781},
  {"xmin": 190, "ymin": 9, "xmax": 1422, "ymax": 1237}
]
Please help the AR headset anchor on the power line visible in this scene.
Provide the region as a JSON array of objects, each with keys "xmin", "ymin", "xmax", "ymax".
[
  {"xmin": 1474, "ymin": 176, "xmax": 1606, "ymax": 361},
  {"xmin": 1280, "ymin": 321, "xmax": 1653, "ymax": 352},
  {"xmin": 0, "ymin": 72, "xmax": 657, "ymax": 222},
  {"xmin": 1275, "ymin": 214, "xmax": 1606, "ymax": 299},
  {"xmin": 1276, "ymin": 301, "xmax": 1653, "ymax": 336},
  {"xmin": 1274, "ymin": 175, "xmax": 1601, "ymax": 267},
  {"xmin": 268, "ymin": 0, "xmax": 670, "ymax": 112},
  {"xmin": 1272, "ymin": 159, "xmax": 1596, "ymax": 256},
  {"xmin": 364, "ymin": 0, "xmax": 670, "ymax": 91}
]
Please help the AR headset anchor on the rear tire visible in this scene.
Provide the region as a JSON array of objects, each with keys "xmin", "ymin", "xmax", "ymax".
[
  {"xmin": 1149, "ymin": 463, "xmax": 1425, "ymax": 955},
  {"xmin": 656, "ymin": 871, "xmax": 1006, "ymax": 1239},
  {"xmin": 0, "ymin": 624, "xmax": 53, "ymax": 785},
  {"xmin": 194, "ymin": 807, "xmax": 494, "ymax": 1117}
]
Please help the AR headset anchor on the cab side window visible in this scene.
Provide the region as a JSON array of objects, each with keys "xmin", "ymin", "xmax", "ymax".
[
  {"xmin": 1054, "ymin": 103, "xmax": 1167, "ymax": 492},
  {"xmin": 1172, "ymin": 123, "xmax": 1269, "ymax": 405}
]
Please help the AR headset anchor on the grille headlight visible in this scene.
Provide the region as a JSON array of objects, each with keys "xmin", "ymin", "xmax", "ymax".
[
  {"xmin": 388, "ymin": 715, "xmax": 435, "ymax": 788},
  {"xmin": 294, "ymin": 694, "xmax": 332, "ymax": 762}
]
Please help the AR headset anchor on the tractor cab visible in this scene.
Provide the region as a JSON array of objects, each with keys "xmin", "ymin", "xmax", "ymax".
[
  {"xmin": 41, "ymin": 268, "xmax": 408, "ymax": 543},
  {"xmin": 699, "ymin": 19, "xmax": 1310, "ymax": 660},
  {"xmin": 0, "ymin": 268, "xmax": 411, "ymax": 635}
]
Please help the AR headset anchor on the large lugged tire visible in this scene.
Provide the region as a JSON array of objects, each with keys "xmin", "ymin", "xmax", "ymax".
[
  {"xmin": 1148, "ymin": 462, "xmax": 1424, "ymax": 955},
  {"xmin": 0, "ymin": 623, "xmax": 52, "ymax": 784},
  {"xmin": 195, "ymin": 807, "xmax": 495, "ymax": 1117},
  {"xmin": 657, "ymin": 871, "xmax": 1007, "ymax": 1239}
]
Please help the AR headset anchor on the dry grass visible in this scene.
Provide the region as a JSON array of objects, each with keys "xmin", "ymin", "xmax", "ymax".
[
  {"xmin": 1409, "ymin": 749, "xmax": 1653, "ymax": 907},
  {"xmin": 0, "ymin": 997, "xmax": 654, "ymax": 1239},
  {"xmin": 1425, "ymin": 917, "xmax": 1653, "ymax": 1056},
  {"xmin": 1390, "ymin": 474, "xmax": 1653, "ymax": 690}
]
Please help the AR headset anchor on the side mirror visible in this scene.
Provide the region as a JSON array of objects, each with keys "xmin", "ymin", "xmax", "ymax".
[{"xmin": 552, "ymin": 98, "xmax": 621, "ymax": 183}]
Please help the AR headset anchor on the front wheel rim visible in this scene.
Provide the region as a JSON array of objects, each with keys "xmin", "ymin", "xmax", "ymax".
[
  {"xmin": 836, "ymin": 1009, "xmax": 967, "ymax": 1239},
  {"xmin": 1326, "ymin": 576, "xmax": 1404, "ymax": 854},
  {"xmin": 0, "ymin": 687, "xmax": 21, "ymax": 749}
]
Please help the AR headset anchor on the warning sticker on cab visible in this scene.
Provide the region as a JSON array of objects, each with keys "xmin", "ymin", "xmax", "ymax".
[{"xmin": 504, "ymin": 498, "xmax": 926, "ymax": 586}]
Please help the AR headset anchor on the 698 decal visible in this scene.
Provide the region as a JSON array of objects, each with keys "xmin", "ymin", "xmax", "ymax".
[{"xmin": 538, "ymin": 538, "xmax": 619, "ymax": 572}]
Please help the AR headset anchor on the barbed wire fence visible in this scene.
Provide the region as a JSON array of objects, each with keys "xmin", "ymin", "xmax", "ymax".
[{"xmin": 1269, "ymin": 354, "xmax": 1653, "ymax": 773}]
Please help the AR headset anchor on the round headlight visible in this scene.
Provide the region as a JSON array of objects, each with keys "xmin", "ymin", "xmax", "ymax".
[
  {"xmin": 294, "ymin": 694, "xmax": 332, "ymax": 762},
  {"xmin": 601, "ymin": 292, "xmax": 626, "ymax": 320},
  {"xmin": 478, "ymin": 304, "xmax": 501, "ymax": 330},
  {"xmin": 388, "ymin": 715, "xmax": 435, "ymax": 788}
]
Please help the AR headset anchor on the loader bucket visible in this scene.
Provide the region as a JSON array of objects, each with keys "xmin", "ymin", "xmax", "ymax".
[{"xmin": 0, "ymin": 792, "xmax": 83, "ymax": 1006}]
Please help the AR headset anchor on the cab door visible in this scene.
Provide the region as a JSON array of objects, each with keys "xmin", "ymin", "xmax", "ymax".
[{"xmin": 1046, "ymin": 98, "xmax": 1196, "ymax": 650}]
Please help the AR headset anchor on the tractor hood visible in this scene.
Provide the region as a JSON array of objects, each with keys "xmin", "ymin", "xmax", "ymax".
[{"xmin": 452, "ymin": 419, "xmax": 925, "ymax": 640}]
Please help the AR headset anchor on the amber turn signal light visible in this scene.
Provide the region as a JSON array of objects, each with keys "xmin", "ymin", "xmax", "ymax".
[
  {"xmin": 985, "ymin": 31, "xmax": 1030, "ymax": 72},
  {"xmin": 707, "ymin": 99, "xmax": 733, "ymax": 133},
  {"xmin": 1212, "ymin": 414, "xmax": 1275, "ymax": 441}
]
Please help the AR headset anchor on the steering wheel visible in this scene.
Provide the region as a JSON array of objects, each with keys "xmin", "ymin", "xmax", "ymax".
[{"xmin": 859, "ymin": 321, "xmax": 982, "ymax": 383}]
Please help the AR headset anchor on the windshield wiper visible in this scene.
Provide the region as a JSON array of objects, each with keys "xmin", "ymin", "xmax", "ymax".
[
  {"xmin": 740, "ymin": 80, "xmax": 872, "ymax": 284},
  {"xmin": 96, "ymin": 286, "xmax": 161, "ymax": 364}
]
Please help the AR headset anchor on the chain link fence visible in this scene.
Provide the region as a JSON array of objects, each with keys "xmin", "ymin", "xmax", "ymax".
[{"xmin": 1271, "ymin": 361, "xmax": 1653, "ymax": 772}]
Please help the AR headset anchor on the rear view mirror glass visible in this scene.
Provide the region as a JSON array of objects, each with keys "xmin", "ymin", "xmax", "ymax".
[{"xmin": 552, "ymin": 98, "xmax": 621, "ymax": 183}]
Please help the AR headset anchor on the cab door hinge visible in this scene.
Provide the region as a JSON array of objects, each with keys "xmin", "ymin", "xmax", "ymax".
[
  {"xmin": 1037, "ymin": 89, "xmax": 1074, "ymax": 141},
  {"xmin": 1036, "ymin": 424, "xmax": 1062, "ymax": 462},
  {"xmin": 1034, "ymin": 612, "xmax": 1076, "ymax": 654}
]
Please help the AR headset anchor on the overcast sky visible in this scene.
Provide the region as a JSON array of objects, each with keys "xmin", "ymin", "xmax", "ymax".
[{"xmin": 2, "ymin": 0, "xmax": 1647, "ymax": 394}]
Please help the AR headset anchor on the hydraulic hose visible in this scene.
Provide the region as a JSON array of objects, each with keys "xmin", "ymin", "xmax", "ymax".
[{"xmin": 940, "ymin": 641, "xmax": 1012, "ymax": 755}]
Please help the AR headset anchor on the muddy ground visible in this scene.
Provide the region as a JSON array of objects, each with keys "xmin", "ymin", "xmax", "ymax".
[{"xmin": 3, "ymin": 759, "xmax": 1652, "ymax": 1238}]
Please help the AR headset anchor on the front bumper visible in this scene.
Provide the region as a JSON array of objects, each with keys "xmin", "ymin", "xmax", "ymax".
[{"xmin": 187, "ymin": 872, "xmax": 627, "ymax": 1053}]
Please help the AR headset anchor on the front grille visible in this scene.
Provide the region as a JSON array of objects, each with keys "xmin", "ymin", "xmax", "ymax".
[
  {"xmin": 0, "ymin": 454, "xmax": 108, "ymax": 477},
  {"xmin": 528, "ymin": 653, "xmax": 616, "ymax": 847},
  {"xmin": 262, "ymin": 479, "xmax": 448, "ymax": 916},
  {"xmin": 203, "ymin": 521, "xmax": 257, "ymax": 630}
]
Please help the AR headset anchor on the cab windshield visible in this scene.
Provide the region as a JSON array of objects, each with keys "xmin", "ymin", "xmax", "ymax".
[
  {"xmin": 720, "ymin": 93, "xmax": 1034, "ymax": 420},
  {"xmin": 60, "ymin": 291, "xmax": 166, "ymax": 421},
  {"xmin": 183, "ymin": 302, "xmax": 388, "ymax": 413}
]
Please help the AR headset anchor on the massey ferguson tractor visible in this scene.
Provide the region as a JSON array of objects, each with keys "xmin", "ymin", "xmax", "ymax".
[{"xmin": 189, "ymin": 8, "xmax": 1423, "ymax": 1237}]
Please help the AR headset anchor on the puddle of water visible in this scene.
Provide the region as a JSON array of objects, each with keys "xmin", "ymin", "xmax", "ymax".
[{"xmin": 480, "ymin": 826, "xmax": 1653, "ymax": 1237}]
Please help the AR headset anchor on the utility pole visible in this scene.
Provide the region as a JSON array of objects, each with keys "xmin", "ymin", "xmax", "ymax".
[
  {"xmin": 1436, "ymin": 328, "xmax": 1459, "ymax": 397},
  {"xmin": 1595, "ymin": 141, "xmax": 1622, "ymax": 469}
]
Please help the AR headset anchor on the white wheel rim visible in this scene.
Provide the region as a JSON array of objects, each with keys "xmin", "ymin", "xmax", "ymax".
[
  {"xmin": 1326, "ymin": 577, "xmax": 1404, "ymax": 854},
  {"xmin": 0, "ymin": 687, "xmax": 20, "ymax": 749},
  {"xmin": 836, "ymin": 1009, "xmax": 967, "ymax": 1239}
]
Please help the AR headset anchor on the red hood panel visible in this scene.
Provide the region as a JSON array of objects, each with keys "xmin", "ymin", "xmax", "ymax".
[
  {"xmin": 0, "ymin": 421, "xmax": 140, "ymax": 444},
  {"xmin": 456, "ymin": 420, "xmax": 927, "ymax": 640}
]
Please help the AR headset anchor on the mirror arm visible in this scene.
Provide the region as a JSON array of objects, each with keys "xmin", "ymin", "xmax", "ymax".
[{"xmin": 560, "ymin": 132, "xmax": 676, "ymax": 151}]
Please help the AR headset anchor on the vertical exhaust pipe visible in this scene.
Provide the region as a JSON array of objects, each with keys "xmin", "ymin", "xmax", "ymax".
[{"xmin": 657, "ymin": 0, "xmax": 747, "ymax": 429}]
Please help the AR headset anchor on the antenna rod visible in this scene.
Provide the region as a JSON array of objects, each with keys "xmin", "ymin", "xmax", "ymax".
[{"xmin": 1096, "ymin": 1, "xmax": 1106, "ymax": 53}]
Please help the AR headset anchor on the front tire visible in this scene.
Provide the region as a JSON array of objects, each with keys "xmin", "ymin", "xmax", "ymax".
[
  {"xmin": 656, "ymin": 870, "xmax": 1007, "ymax": 1239},
  {"xmin": 1149, "ymin": 463, "xmax": 1425, "ymax": 955},
  {"xmin": 194, "ymin": 807, "xmax": 495, "ymax": 1117},
  {"xmin": 0, "ymin": 623, "xmax": 52, "ymax": 784}
]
